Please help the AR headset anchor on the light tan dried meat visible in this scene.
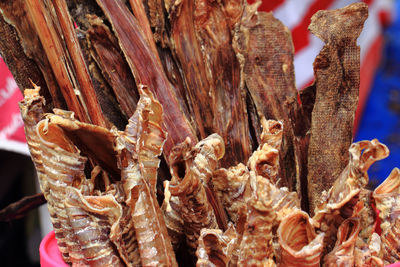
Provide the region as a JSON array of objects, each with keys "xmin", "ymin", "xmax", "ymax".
[
  {"xmin": 196, "ymin": 223, "xmax": 238, "ymax": 267},
  {"xmin": 36, "ymin": 117, "xmax": 89, "ymax": 264},
  {"xmin": 166, "ymin": 134, "xmax": 224, "ymax": 252},
  {"xmin": 306, "ymin": 2, "xmax": 368, "ymax": 214},
  {"xmin": 324, "ymin": 218, "xmax": 361, "ymax": 267},
  {"xmin": 313, "ymin": 139, "xmax": 388, "ymax": 252},
  {"xmin": 277, "ymin": 211, "xmax": 324, "ymax": 267},
  {"xmin": 65, "ymin": 187, "xmax": 124, "ymax": 266},
  {"xmin": 113, "ymin": 89, "xmax": 177, "ymax": 266},
  {"xmin": 233, "ymin": 2, "xmax": 298, "ymax": 190},
  {"xmin": 236, "ymin": 187, "xmax": 276, "ymax": 266},
  {"xmin": 212, "ymin": 163, "xmax": 250, "ymax": 223},
  {"xmin": 45, "ymin": 109, "xmax": 119, "ymax": 179}
]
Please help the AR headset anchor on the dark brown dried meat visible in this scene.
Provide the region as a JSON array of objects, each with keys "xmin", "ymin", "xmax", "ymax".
[{"xmin": 306, "ymin": 2, "xmax": 368, "ymax": 214}]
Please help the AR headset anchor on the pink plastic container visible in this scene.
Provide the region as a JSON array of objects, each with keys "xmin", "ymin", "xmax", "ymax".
[
  {"xmin": 40, "ymin": 230, "xmax": 400, "ymax": 266},
  {"xmin": 39, "ymin": 231, "xmax": 69, "ymax": 267}
]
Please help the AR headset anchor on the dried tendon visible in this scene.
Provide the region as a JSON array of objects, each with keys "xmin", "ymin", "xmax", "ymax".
[
  {"xmin": 65, "ymin": 187, "xmax": 124, "ymax": 266},
  {"xmin": 277, "ymin": 210, "xmax": 324, "ymax": 267},
  {"xmin": 323, "ymin": 218, "xmax": 361, "ymax": 267}
]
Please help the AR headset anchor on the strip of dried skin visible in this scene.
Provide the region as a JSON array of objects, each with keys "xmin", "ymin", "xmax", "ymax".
[
  {"xmin": 277, "ymin": 211, "xmax": 324, "ymax": 267},
  {"xmin": 194, "ymin": 0, "xmax": 251, "ymax": 167},
  {"xmin": 212, "ymin": 163, "xmax": 250, "ymax": 223},
  {"xmin": 323, "ymin": 218, "xmax": 361, "ymax": 267},
  {"xmin": 36, "ymin": 119, "xmax": 88, "ymax": 263},
  {"xmin": 373, "ymin": 168, "xmax": 400, "ymax": 233},
  {"xmin": 167, "ymin": 0, "xmax": 215, "ymax": 138},
  {"xmin": 86, "ymin": 15, "xmax": 139, "ymax": 118},
  {"xmin": 0, "ymin": 0, "xmax": 65, "ymax": 109},
  {"xmin": 220, "ymin": 0, "xmax": 244, "ymax": 30},
  {"xmin": 237, "ymin": 195, "xmax": 276, "ymax": 266},
  {"xmin": 168, "ymin": 134, "xmax": 225, "ymax": 252},
  {"xmin": 196, "ymin": 224, "xmax": 238, "ymax": 267},
  {"xmin": 52, "ymin": 0, "xmax": 107, "ymax": 127},
  {"xmin": 65, "ymin": 187, "xmax": 125, "ymax": 266},
  {"xmin": 129, "ymin": 179, "xmax": 178, "ymax": 267},
  {"xmin": 380, "ymin": 218, "xmax": 400, "ymax": 265},
  {"xmin": 313, "ymin": 139, "xmax": 389, "ymax": 252},
  {"xmin": 96, "ymin": 0, "xmax": 197, "ymax": 159},
  {"xmin": 25, "ymin": 0, "xmax": 92, "ymax": 124},
  {"xmin": 306, "ymin": 2, "xmax": 368, "ymax": 214},
  {"xmin": 46, "ymin": 111, "xmax": 119, "ymax": 180}
]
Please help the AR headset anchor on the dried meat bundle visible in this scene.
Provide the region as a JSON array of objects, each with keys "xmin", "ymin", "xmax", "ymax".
[
  {"xmin": 306, "ymin": 2, "xmax": 368, "ymax": 214},
  {"xmin": 277, "ymin": 211, "xmax": 324, "ymax": 267}
]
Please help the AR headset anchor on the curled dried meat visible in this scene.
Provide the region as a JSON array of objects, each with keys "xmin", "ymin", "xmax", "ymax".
[
  {"xmin": 277, "ymin": 211, "xmax": 324, "ymax": 267},
  {"xmin": 167, "ymin": 134, "xmax": 224, "ymax": 251},
  {"xmin": 313, "ymin": 139, "xmax": 388, "ymax": 250},
  {"xmin": 196, "ymin": 224, "xmax": 238, "ymax": 267},
  {"xmin": 323, "ymin": 218, "xmax": 361, "ymax": 267}
]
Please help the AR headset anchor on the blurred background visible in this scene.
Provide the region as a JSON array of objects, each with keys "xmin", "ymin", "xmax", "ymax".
[{"xmin": 0, "ymin": 0, "xmax": 398, "ymax": 266}]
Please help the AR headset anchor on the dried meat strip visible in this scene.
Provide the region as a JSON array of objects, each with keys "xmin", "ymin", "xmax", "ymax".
[
  {"xmin": 87, "ymin": 15, "xmax": 139, "ymax": 118},
  {"xmin": 194, "ymin": 0, "xmax": 252, "ymax": 167},
  {"xmin": 96, "ymin": 0, "xmax": 197, "ymax": 159},
  {"xmin": 233, "ymin": 3, "xmax": 298, "ymax": 190},
  {"xmin": 306, "ymin": 3, "xmax": 368, "ymax": 214}
]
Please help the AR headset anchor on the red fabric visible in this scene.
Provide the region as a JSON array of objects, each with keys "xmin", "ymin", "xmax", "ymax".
[{"xmin": 0, "ymin": 58, "xmax": 26, "ymax": 145}]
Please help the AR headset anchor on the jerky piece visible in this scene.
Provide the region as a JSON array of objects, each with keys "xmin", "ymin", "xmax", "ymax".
[
  {"xmin": 233, "ymin": 4, "xmax": 298, "ymax": 190},
  {"xmin": 52, "ymin": 0, "xmax": 107, "ymax": 127},
  {"xmin": 306, "ymin": 3, "xmax": 368, "ymax": 214},
  {"xmin": 194, "ymin": 0, "xmax": 252, "ymax": 167},
  {"xmin": 167, "ymin": 0, "xmax": 214, "ymax": 138},
  {"xmin": 96, "ymin": 0, "xmax": 197, "ymax": 158},
  {"xmin": 87, "ymin": 15, "xmax": 139, "ymax": 118}
]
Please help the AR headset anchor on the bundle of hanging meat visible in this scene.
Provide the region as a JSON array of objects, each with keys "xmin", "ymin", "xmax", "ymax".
[{"xmin": 2, "ymin": 0, "xmax": 399, "ymax": 265}]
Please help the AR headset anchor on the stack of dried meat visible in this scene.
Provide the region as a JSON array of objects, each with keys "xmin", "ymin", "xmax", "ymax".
[{"xmin": 1, "ymin": 0, "xmax": 399, "ymax": 265}]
